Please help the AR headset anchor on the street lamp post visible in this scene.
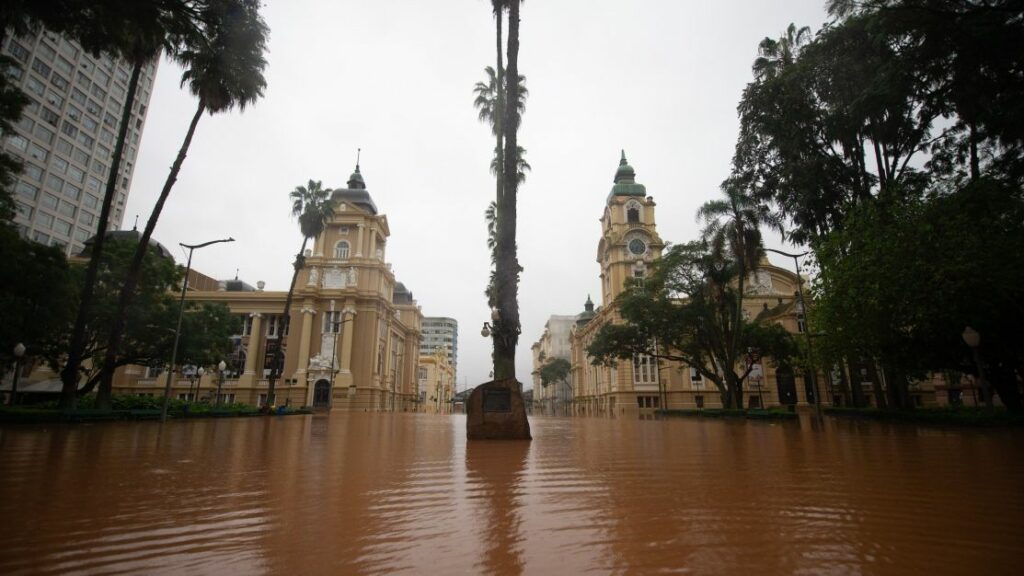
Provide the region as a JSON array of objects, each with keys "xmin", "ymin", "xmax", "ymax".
[
  {"xmin": 764, "ymin": 248, "xmax": 823, "ymax": 418},
  {"xmin": 160, "ymin": 237, "xmax": 235, "ymax": 422},
  {"xmin": 216, "ymin": 360, "xmax": 227, "ymax": 405},
  {"xmin": 8, "ymin": 343, "xmax": 26, "ymax": 406},
  {"xmin": 962, "ymin": 326, "xmax": 992, "ymax": 410}
]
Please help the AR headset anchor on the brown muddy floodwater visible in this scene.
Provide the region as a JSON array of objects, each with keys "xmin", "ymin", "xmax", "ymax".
[{"xmin": 1, "ymin": 414, "xmax": 1022, "ymax": 575}]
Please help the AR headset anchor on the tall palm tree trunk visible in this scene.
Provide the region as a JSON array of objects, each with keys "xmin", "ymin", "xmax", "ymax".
[
  {"xmin": 58, "ymin": 59, "xmax": 144, "ymax": 410},
  {"xmin": 494, "ymin": 4, "xmax": 505, "ymax": 207},
  {"xmin": 268, "ymin": 236, "xmax": 310, "ymax": 407},
  {"xmin": 494, "ymin": 0, "xmax": 521, "ymax": 381},
  {"xmin": 95, "ymin": 101, "xmax": 207, "ymax": 409}
]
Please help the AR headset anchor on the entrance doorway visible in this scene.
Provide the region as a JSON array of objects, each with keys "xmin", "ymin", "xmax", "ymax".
[
  {"xmin": 776, "ymin": 365, "xmax": 797, "ymax": 406},
  {"xmin": 313, "ymin": 379, "xmax": 331, "ymax": 408}
]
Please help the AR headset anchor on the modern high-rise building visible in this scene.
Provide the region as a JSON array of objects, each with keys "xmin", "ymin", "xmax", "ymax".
[
  {"xmin": 420, "ymin": 317, "xmax": 458, "ymax": 373},
  {"xmin": 2, "ymin": 28, "xmax": 157, "ymax": 256}
]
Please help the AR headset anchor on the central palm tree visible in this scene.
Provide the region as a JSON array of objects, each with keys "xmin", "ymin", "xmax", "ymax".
[
  {"xmin": 266, "ymin": 180, "xmax": 336, "ymax": 407},
  {"xmin": 95, "ymin": 0, "xmax": 269, "ymax": 409},
  {"xmin": 697, "ymin": 180, "xmax": 782, "ymax": 408}
]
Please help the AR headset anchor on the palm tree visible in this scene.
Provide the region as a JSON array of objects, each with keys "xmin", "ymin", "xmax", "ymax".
[
  {"xmin": 59, "ymin": 2, "xmax": 204, "ymax": 410},
  {"xmin": 267, "ymin": 180, "xmax": 336, "ymax": 406},
  {"xmin": 95, "ymin": 0, "xmax": 268, "ymax": 409},
  {"xmin": 752, "ymin": 23, "xmax": 811, "ymax": 81},
  {"xmin": 697, "ymin": 181, "xmax": 782, "ymax": 408},
  {"xmin": 492, "ymin": 0, "xmax": 524, "ymax": 380},
  {"xmin": 473, "ymin": 66, "xmax": 528, "ymax": 131},
  {"xmin": 490, "ymin": 145, "xmax": 530, "ymax": 183}
]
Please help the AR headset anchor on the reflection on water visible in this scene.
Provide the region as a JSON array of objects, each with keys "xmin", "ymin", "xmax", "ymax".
[{"xmin": 1, "ymin": 414, "xmax": 1023, "ymax": 575}]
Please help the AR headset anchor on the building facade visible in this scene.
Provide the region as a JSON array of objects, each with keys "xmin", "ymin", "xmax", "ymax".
[
  {"xmin": 417, "ymin": 349, "xmax": 455, "ymax": 414},
  {"xmin": 111, "ymin": 164, "xmax": 425, "ymax": 411},
  {"xmin": 420, "ymin": 317, "xmax": 458, "ymax": 376},
  {"xmin": 530, "ymin": 315, "xmax": 576, "ymax": 415},
  {"xmin": 3, "ymin": 28, "xmax": 156, "ymax": 256}
]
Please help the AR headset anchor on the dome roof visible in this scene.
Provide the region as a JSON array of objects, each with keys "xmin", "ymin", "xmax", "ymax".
[
  {"xmin": 78, "ymin": 229, "xmax": 174, "ymax": 261},
  {"xmin": 332, "ymin": 162, "xmax": 378, "ymax": 214},
  {"xmin": 608, "ymin": 150, "xmax": 647, "ymax": 201}
]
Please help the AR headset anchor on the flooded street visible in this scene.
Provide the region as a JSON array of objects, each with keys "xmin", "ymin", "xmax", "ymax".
[{"xmin": 1, "ymin": 414, "xmax": 1022, "ymax": 575}]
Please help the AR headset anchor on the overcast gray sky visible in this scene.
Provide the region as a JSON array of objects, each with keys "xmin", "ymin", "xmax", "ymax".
[{"xmin": 126, "ymin": 0, "xmax": 830, "ymax": 391}]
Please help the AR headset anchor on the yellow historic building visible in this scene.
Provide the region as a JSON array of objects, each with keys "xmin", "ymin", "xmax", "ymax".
[
  {"xmin": 568, "ymin": 153, "xmax": 851, "ymax": 416},
  {"xmin": 417, "ymin": 349, "xmax": 455, "ymax": 414},
  {"xmin": 112, "ymin": 164, "xmax": 426, "ymax": 411}
]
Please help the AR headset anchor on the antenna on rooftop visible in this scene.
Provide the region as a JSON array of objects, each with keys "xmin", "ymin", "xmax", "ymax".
[
  {"xmin": 234, "ymin": 268, "xmax": 239, "ymax": 281},
  {"xmin": 132, "ymin": 215, "xmax": 139, "ymax": 231},
  {"xmin": 356, "ymin": 147, "xmax": 361, "ymax": 170}
]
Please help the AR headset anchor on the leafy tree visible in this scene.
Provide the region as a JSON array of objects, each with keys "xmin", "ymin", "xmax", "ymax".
[
  {"xmin": 814, "ymin": 180, "xmax": 1024, "ymax": 411},
  {"xmin": 268, "ymin": 179, "xmax": 336, "ymax": 405},
  {"xmin": 0, "ymin": 226, "xmax": 74, "ymax": 369},
  {"xmin": 539, "ymin": 357, "xmax": 570, "ymax": 389},
  {"xmin": 38, "ymin": 238, "xmax": 237, "ymax": 396},
  {"xmin": 0, "ymin": 54, "xmax": 29, "ymax": 223},
  {"xmin": 587, "ymin": 242, "xmax": 797, "ymax": 409},
  {"xmin": 96, "ymin": 0, "xmax": 268, "ymax": 410}
]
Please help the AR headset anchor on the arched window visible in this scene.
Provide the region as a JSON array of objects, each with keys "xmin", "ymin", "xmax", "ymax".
[
  {"xmin": 625, "ymin": 200, "xmax": 642, "ymax": 223},
  {"xmin": 334, "ymin": 241, "xmax": 350, "ymax": 260}
]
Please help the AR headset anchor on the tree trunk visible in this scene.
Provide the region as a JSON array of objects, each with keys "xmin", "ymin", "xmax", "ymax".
[
  {"xmin": 269, "ymin": 236, "xmax": 310, "ymax": 407},
  {"xmin": 59, "ymin": 59, "xmax": 143, "ymax": 411},
  {"xmin": 490, "ymin": 3, "xmax": 505, "ymax": 374},
  {"xmin": 969, "ymin": 121, "xmax": 980, "ymax": 181},
  {"xmin": 95, "ymin": 101, "xmax": 207, "ymax": 410},
  {"xmin": 494, "ymin": 0, "xmax": 521, "ymax": 381}
]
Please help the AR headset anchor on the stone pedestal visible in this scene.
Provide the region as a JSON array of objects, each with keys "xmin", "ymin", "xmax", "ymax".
[{"xmin": 466, "ymin": 379, "xmax": 532, "ymax": 441}]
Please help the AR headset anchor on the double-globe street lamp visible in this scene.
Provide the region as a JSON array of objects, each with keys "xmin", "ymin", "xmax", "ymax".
[
  {"xmin": 160, "ymin": 237, "xmax": 235, "ymax": 422},
  {"xmin": 763, "ymin": 248, "xmax": 823, "ymax": 418},
  {"xmin": 216, "ymin": 360, "xmax": 227, "ymax": 405}
]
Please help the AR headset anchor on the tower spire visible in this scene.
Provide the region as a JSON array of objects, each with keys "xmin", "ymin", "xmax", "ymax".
[{"xmin": 356, "ymin": 147, "xmax": 361, "ymax": 171}]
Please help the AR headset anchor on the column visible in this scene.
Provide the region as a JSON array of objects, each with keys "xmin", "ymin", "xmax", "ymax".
[
  {"xmin": 369, "ymin": 227, "xmax": 377, "ymax": 260},
  {"xmin": 355, "ymin": 224, "xmax": 364, "ymax": 257},
  {"xmin": 339, "ymin": 305, "xmax": 357, "ymax": 375},
  {"xmin": 294, "ymin": 306, "xmax": 315, "ymax": 379},
  {"xmin": 238, "ymin": 312, "xmax": 262, "ymax": 387}
]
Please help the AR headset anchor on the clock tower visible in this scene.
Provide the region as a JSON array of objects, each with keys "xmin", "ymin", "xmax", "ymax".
[{"xmin": 597, "ymin": 151, "xmax": 664, "ymax": 305}]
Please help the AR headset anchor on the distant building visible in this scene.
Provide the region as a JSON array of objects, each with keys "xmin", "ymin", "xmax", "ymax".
[
  {"xmin": 417, "ymin": 349, "xmax": 455, "ymax": 414},
  {"xmin": 3, "ymin": 28, "xmax": 157, "ymax": 256},
  {"xmin": 420, "ymin": 317, "xmax": 458, "ymax": 376},
  {"xmin": 531, "ymin": 315, "xmax": 576, "ymax": 415}
]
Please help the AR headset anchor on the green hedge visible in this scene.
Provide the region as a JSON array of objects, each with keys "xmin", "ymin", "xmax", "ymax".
[
  {"xmin": 0, "ymin": 394, "xmax": 312, "ymax": 423},
  {"xmin": 824, "ymin": 406, "xmax": 1024, "ymax": 427},
  {"xmin": 656, "ymin": 408, "xmax": 798, "ymax": 421}
]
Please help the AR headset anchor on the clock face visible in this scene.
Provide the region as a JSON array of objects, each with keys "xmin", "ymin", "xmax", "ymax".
[{"xmin": 628, "ymin": 238, "xmax": 647, "ymax": 256}]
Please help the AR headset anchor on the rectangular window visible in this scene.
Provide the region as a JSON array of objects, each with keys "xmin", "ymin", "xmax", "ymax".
[
  {"xmin": 55, "ymin": 56, "xmax": 73, "ymax": 76},
  {"xmin": 36, "ymin": 41, "xmax": 57, "ymax": 62},
  {"xmin": 74, "ymin": 227, "xmax": 90, "ymax": 242},
  {"xmin": 15, "ymin": 201, "xmax": 31, "ymax": 220},
  {"xmin": 46, "ymin": 174, "xmax": 64, "ymax": 191},
  {"xmin": 40, "ymin": 107, "xmax": 60, "ymax": 127},
  {"xmin": 75, "ymin": 131, "xmax": 94, "ymax": 149},
  {"xmin": 266, "ymin": 315, "xmax": 280, "ymax": 338},
  {"xmin": 56, "ymin": 138, "xmax": 73, "ymax": 155},
  {"xmin": 103, "ymin": 112, "xmax": 118, "ymax": 129},
  {"xmin": 71, "ymin": 88, "xmax": 87, "ymax": 105},
  {"xmin": 79, "ymin": 211, "xmax": 95, "ymax": 226},
  {"xmin": 86, "ymin": 176, "xmax": 101, "ymax": 193},
  {"xmin": 79, "ymin": 59, "xmax": 95, "ymax": 74},
  {"xmin": 57, "ymin": 201, "xmax": 75, "ymax": 218},
  {"xmin": 67, "ymin": 165, "xmax": 85, "ymax": 183},
  {"xmin": 28, "ymin": 143, "xmax": 47, "ymax": 163},
  {"xmin": 695, "ymin": 395, "xmax": 705, "ymax": 409},
  {"xmin": 90, "ymin": 83, "xmax": 106, "ymax": 100},
  {"xmin": 689, "ymin": 367, "xmax": 704, "ymax": 387},
  {"xmin": 25, "ymin": 75, "xmax": 45, "ymax": 96},
  {"xmin": 22, "ymin": 163, "xmax": 43, "ymax": 182},
  {"xmin": 36, "ymin": 211, "xmax": 55, "ymax": 228},
  {"xmin": 241, "ymin": 314, "xmax": 252, "ymax": 336},
  {"xmin": 53, "ymin": 218, "xmax": 71, "ymax": 236},
  {"xmin": 92, "ymin": 159, "xmax": 107, "ymax": 174},
  {"xmin": 99, "ymin": 129, "xmax": 114, "ymax": 145},
  {"xmin": 797, "ymin": 313, "xmax": 806, "ymax": 334},
  {"xmin": 8, "ymin": 41, "xmax": 30, "ymax": 62},
  {"xmin": 41, "ymin": 193, "xmax": 59, "ymax": 210},
  {"xmin": 632, "ymin": 353, "xmax": 658, "ymax": 385},
  {"xmin": 33, "ymin": 123, "xmax": 54, "ymax": 144},
  {"xmin": 50, "ymin": 73, "xmax": 69, "ymax": 92},
  {"xmin": 75, "ymin": 70, "xmax": 89, "ymax": 86},
  {"xmin": 32, "ymin": 231, "xmax": 51, "ymax": 244},
  {"xmin": 67, "ymin": 104, "xmax": 82, "ymax": 122},
  {"xmin": 17, "ymin": 181, "xmax": 39, "ymax": 200},
  {"xmin": 60, "ymin": 120, "xmax": 78, "ymax": 138},
  {"xmin": 30, "ymin": 58, "xmax": 52, "ymax": 78},
  {"xmin": 83, "ymin": 193, "xmax": 99, "ymax": 209},
  {"xmin": 86, "ymin": 98, "xmax": 102, "ymax": 117},
  {"xmin": 72, "ymin": 147, "xmax": 90, "ymax": 166},
  {"xmin": 4, "ymin": 63, "xmax": 23, "ymax": 81},
  {"xmin": 44, "ymin": 90, "xmax": 64, "ymax": 109},
  {"xmin": 94, "ymin": 69, "xmax": 110, "ymax": 87},
  {"xmin": 322, "ymin": 311, "xmax": 342, "ymax": 333},
  {"xmin": 51, "ymin": 156, "xmax": 68, "ymax": 174},
  {"xmin": 63, "ymin": 183, "xmax": 81, "ymax": 200},
  {"xmin": 59, "ymin": 39, "xmax": 78, "ymax": 59},
  {"xmin": 6, "ymin": 133, "xmax": 28, "ymax": 152}
]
